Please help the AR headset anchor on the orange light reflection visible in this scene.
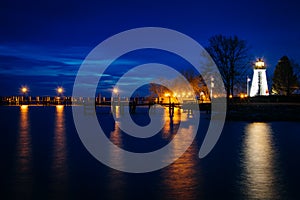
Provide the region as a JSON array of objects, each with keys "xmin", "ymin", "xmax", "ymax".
[
  {"xmin": 14, "ymin": 104, "xmax": 32, "ymax": 198},
  {"xmin": 51, "ymin": 105, "xmax": 68, "ymax": 196}
]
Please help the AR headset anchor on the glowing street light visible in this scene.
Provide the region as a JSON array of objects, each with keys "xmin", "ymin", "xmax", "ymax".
[
  {"xmin": 20, "ymin": 105, "xmax": 28, "ymax": 110},
  {"xmin": 57, "ymin": 87, "xmax": 64, "ymax": 94},
  {"xmin": 56, "ymin": 87, "xmax": 64, "ymax": 105},
  {"xmin": 247, "ymin": 76, "xmax": 251, "ymax": 96},
  {"xmin": 112, "ymin": 88, "xmax": 120, "ymax": 105},
  {"xmin": 199, "ymin": 91, "xmax": 205, "ymax": 103},
  {"xmin": 20, "ymin": 86, "xmax": 28, "ymax": 104},
  {"xmin": 210, "ymin": 76, "xmax": 214, "ymax": 100},
  {"xmin": 164, "ymin": 93, "xmax": 171, "ymax": 104},
  {"xmin": 21, "ymin": 86, "xmax": 28, "ymax": 94},
  {"xmin": 113, "ymin": 88, "xmax": 118, "ymax": 95}
]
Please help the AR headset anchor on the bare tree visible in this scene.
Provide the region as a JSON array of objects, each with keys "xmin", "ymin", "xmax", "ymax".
[
  {"xmin": 149, "ymin": 81, "xmax": 169, "ymax": 98},
  {"xmin": 181, "ymin": 70, "xmax": 209, "ymax": 97},
  {"xmin": 149, "ymin": 70, "xmax": 209, "ymax": 101},
  {"xmin": 206, "ymin": 35, "xmax": 250, "ymax": 98}
]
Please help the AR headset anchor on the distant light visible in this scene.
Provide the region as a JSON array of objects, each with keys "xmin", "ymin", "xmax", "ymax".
[
  {"xmin": 57, "ymin": 87, "xmax": 64, "ymax": 94},
  {"xmin": 255, "ymin": 58, "xmax": 265, "ymax": 69},
  {"xmin": 240, "ymin": 93, "xmax": 245, "ymax": 98},
  {"xmin": 113, "ymin": 88, "xmax": 118, "ymax": 94},
  {"xmin": 21, "ymin": 87, "xmax": 28, "ymax": 93},
  {"xmin": 229, "ymin": 94, "xmax": 233, "ymax": 99},
  {"xmin": 56, "ymin": 105, "xmax": 64, "ymax": 111},
  {"xmin": 20, "ymin": 105, "xmax": 28, "ymax": 110},
  {"xmin": 164, "ymin": 93, "xmax": 170, "ymax": 97}
]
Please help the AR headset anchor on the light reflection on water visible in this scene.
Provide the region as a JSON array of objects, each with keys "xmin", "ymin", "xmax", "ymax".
[
  {"xmin": 241, "ymin": 122, "xmax": 282, "ymax": 199},
  {"xmin": 108, "ymin": 105, "xmax": 126, "ymax": 197},
  {"xmin": 107, "ymin": 107, "xmax": 201, "ymax": 199},
  {"xmin": 51, "ymin": 105, "xmax": 68, "ymax": 196},
  {"xmin": 14, "ymin": 105, "xmax": 33, "ymax": 198},
  {"xmin": 109, "ymin": 105, "xmax": 124, "ymax": 169},
  {"xmin": 162, "ymin": 125, "xmax": 200, "ymax": 200},
  {"xmin": 162, "ymin": 107, "xmax": 181, "ymax": 139},
  {"xmin": 5, "ymin": 106, "xmax": 296, "ymax": 199},
  {"xmin": 162, "ymin": 108, "xmax": 201, "ymax": 200}
]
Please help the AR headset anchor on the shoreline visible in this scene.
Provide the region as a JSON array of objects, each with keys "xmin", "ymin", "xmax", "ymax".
[
  {"xmin": 226, "ymin": 103, "xmax": 300, "ymax": 121},
  {"xmin": 1, "ymin": 103, "xmax": 300, "ymax": 122}
]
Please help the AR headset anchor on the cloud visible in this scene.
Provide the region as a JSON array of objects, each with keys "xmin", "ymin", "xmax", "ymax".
[{"xmin": 0, "ymin": 44, "xmax": 145, "ymax": 95}]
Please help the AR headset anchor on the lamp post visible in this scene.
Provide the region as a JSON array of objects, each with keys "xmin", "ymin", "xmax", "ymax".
[
  {"xmin": 200, "ymin": 91, "xmax": 204, "ymax": 103},
  {"xmin": 210, "ymin": 76, "xmax": 214, "ymax": 101},
  {"xmin": 21, "ymin": 87, "xmax": 28, "ymax": 94},
  {"xmin": 247, "ymin": 76, "xmax": 251, "ymax": 96},
  {"xmin": 113, "ymin": 87, "xmax": 120, "ymax": 107},
  {"xmin": 113, "ymin": 88, "xmax": 119, "ymax": 101},
  {"xmin": 21, "ymin": 86, "xmax": 28, "ymax": 104},
  {"xmin": 56, "ymin": 87, "xmax": 64, "ymax": 104},
  {"xmin": 57, "ymin": 87, "xmax": 63, "ymax": 95}
]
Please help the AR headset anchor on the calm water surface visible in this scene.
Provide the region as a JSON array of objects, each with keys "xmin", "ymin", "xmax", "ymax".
[{"xmin": 1, "ymin": 105, "xmax": 300, "ymax": 199}]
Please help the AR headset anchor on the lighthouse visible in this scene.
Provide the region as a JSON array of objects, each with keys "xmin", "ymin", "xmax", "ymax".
[{"xmin": 250, "ymin": 58, "xmax": 269, "ymax": 97}]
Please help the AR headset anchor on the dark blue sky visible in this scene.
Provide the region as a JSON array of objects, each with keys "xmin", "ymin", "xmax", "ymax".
[{"xmin": 1, "ymin": 0, "xmax": 300, "ymax": 96}]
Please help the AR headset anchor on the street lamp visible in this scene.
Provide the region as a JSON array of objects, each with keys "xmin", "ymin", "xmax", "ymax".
[
  {"xmin": 56, "ymin": 87, "xmax": 64, "ymax": 105},
  {"xmin": 57, "ymin": 87, "xmax": 63, "ymax": 95},
  {"xmin": 200, "ymin": 91, "xmax": 204, "ymax": 103},
  {"xmin": 113, "ymin": 87, "xmax": 119, "ymax": 105},
  {"xmin": 247, "ymin": 76, "xmax": 251, "ymax": 96},
  {"xmin": 113, "ymin": 88, "xmax": 118, "ymax": 95},
  {"xmin": 210, "ymin": 76, "xmax": 214, "ymax": 100},
  {"xmin": 21, "ymin": 87, "xmax": 28, "ymax": 94},
  {"xmin": 20, "ymin": 86, "xmax": 28, "ymax": 104}
]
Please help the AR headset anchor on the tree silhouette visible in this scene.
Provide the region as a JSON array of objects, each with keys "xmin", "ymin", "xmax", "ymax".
[
  {"xmin": 181, "ymin": 70, "xmax": 209, "ymax": 97},
  {"xmin": 272, "ymin": 56, "xmax": 298, "ymax": 96},
  {"xmin": 206, "ymin": 35, "xmax": 250, "ymax": 98},
  {"xmin": 291, "ymin": 59, "xmax": 300, "ymax": 83}
]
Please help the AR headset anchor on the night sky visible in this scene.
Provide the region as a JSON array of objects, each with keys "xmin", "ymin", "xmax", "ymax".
[{"xmin": 1, "ymin": 0, "xmax": 300, "ymax": 96}]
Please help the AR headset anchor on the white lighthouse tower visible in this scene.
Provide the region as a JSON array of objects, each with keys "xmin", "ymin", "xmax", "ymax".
[{"xmin": 250, "ymin": 58, "xmax": 269, "ymax": 97}]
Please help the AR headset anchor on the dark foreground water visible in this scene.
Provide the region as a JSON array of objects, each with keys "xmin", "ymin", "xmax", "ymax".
[{"xmin": 1, "ymin": 105, "xmax": 300, "ymax": 200}]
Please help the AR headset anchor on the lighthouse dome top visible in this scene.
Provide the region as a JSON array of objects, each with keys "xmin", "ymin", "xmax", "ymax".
[{"xmin": 254, "ymin": 58, "xmax": 266, "ymax": 69}]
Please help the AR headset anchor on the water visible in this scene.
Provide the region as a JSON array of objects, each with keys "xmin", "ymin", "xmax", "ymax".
[{"xmin": 1, "ymin": 105, "xmax": 300, "ymax": 199}]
